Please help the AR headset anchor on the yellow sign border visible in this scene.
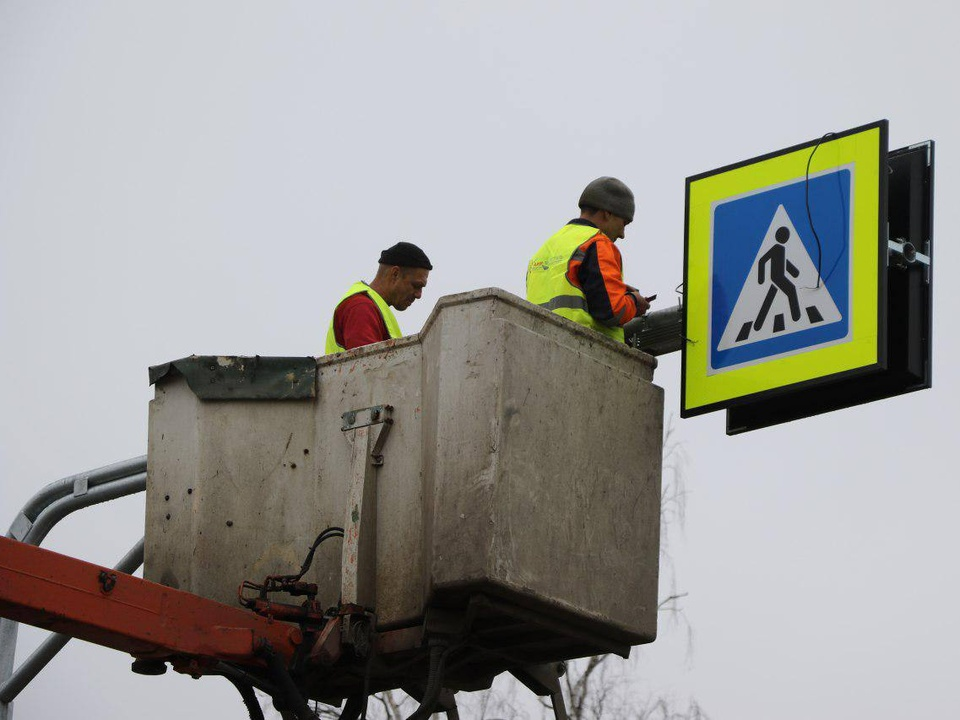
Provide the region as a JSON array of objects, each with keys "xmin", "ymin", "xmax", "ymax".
[{"xmin": 683, "ymin": 125, "xmax": 884, "ymax": 415}]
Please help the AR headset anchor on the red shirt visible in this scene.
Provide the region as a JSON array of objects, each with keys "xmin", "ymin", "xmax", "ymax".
[{"xmin": 333, "ymin": 293, "xmax": 389, "ymax": 350}]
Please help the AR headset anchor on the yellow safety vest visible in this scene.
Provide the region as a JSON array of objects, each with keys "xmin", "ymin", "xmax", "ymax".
[
  {"xmin": 325, "ymin": 282, "xmax": 402, "ymax": 354},
  {"xmin": 526, "ymin": 224, "xmax": 625, "ymax": 342}
]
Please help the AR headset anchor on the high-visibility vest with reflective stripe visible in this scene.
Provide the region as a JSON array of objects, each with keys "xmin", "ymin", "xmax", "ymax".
[
  {"xmin": 325, "ymin": 282, "xmax": 402, "ymax": 354},
  {"xmin": 526, "ymin": 224, "xmax": 625, "ymax": 342}
]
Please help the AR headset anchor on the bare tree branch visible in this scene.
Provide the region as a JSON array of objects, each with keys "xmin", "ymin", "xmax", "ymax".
[{"xmin": 658, "ymin": 592, "xmax": 689, "ymax": 610}]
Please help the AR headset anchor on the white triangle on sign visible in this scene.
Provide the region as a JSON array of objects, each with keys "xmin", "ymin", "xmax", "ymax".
[{"xmin": 716, "ymin": 204, "xmax": 842, "ymax": 352}]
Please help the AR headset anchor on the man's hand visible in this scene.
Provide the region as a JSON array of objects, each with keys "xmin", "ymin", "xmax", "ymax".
[{"xmin": 630, "ymin": 290, "xmax": 651, "ymax": 316}]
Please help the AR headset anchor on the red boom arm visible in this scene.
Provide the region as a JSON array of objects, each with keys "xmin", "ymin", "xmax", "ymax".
[{"xmin": 0, "ymin": 536, "xmax": 302, "ymax": 668}]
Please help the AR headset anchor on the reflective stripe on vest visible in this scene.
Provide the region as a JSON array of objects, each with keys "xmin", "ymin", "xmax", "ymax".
[
  {"xmin": 525, "ymin": 224, "xmax": 625, "ymax": 342},
  {"xmin": 325, "ymin": 282, "xmax": 402, "ymax": 354}
]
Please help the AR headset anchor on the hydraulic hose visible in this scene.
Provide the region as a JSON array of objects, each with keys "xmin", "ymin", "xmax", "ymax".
[
  {"xmin": 224, "ymin": 674, "xmax": 266, "ymax": 720},
  {"xmin": 257, "ymin": 641, "xmax": 319, "ymax": 720},
  {"xmin": 405, "ymin": 642, "xmax": 450, "ymax": 720},
  {"xmin": 338, "ymin": 694, "xmax": 364, "ymax": 720}
]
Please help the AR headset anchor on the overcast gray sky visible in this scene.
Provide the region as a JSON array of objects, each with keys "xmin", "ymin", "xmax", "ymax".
[{"xmin": 2, "ymin": 1, "xmax": 958, "ymax": 718}]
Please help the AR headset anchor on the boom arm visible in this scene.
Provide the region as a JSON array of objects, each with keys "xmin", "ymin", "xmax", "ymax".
[{"xmin": 0, "ymin": 536, "xmax": 302, "ymax": 669}]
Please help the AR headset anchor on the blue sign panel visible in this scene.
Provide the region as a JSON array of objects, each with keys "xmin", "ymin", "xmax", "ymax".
[{"xmin": 709, "ymin": 168, "xmax": 853, "ymax": 373}]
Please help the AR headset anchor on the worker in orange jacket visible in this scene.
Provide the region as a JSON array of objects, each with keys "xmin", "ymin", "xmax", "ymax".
[{"xmin": 526, "ymin": 177, "xmax": 650, "ymax": 342}]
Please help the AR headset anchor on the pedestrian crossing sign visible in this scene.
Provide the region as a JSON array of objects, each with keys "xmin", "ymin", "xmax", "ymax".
[{"xmin": 682, "ymin": 121, "xmax": 888, "ymax": 419}]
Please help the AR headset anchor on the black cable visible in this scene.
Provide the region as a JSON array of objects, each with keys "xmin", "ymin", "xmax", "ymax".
[
  {"xmin": 257, "ymin": 641, "xmax": 320, "ymax": 720},
  {"xmin": 213, "ymin": 661, "xmax": 281, "ymax": 701},
  {"xmin": 359, "ymin": 620, "xmax": 376, "ymax": 720},
  {"xmin": 223, "ymin": 674, "xmax": 267, "ymax": 720},
  {"xmin": 298, "ymin": 526, "xmax": 344, "ymax": 581},
  {"xmin": 405, "ymin": 643, "xmax": 452, "ymax": 720},
  {"xmin": 820, "ymin": 164, "xmax": 850, "ymax": 284},
  {"xmin": 805, "ymin": 131, "xmax": 836, "ymax": 288},
  {"xmin": 280, "ymin": 526, "xmax": 344, "ymax": 584},
  {"xmin": 339, "ymin": 694, "xmax": 364, "ymax": 720}
]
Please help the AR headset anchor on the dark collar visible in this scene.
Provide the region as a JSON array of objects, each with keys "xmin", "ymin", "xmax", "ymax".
[{"xmin": 568, "ymin": 218, "xmax": 598, "ymax": 229}]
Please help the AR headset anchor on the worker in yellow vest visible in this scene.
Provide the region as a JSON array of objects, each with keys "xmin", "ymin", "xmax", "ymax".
[
  {"xmin": 325, "ymin": 242, "xmax": 432, "ymax": 353},
  {"xmin": 526, "ymin": 177, "xmax": 651, "ymax": 342}
]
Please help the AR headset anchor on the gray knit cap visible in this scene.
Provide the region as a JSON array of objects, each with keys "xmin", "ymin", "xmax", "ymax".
[{"xmin": 578, "ymin": 177, "xmax": 635, "ymax": 223}]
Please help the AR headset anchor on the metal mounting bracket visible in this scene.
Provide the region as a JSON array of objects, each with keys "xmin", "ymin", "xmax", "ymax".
[
  {"xmin": 511, "ymin": 662, "xmax": 569, "ymax": 720},
  {"xmin": 340, "ymin": 405, "xmax": 393, "ymax": 609},
  {"xmin": 341, "ymin": 405, "xmax": 393, "ymax": 466},
  {"xmin": 888, "ymin": 238, "xmax": 931, "ymax": 269}
]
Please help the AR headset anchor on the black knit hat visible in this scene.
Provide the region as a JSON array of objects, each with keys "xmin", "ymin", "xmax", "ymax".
[
  {"xmin": 578, "ymin": 177, "xmax": 635, "ymax": 223},
  {"xmin": 379, "ymin": 241, "xmax": 433, "ymax": 270}
]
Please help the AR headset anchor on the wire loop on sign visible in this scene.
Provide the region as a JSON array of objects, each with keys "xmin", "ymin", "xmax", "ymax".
[{"xmin": 805, "ymin": 132, "xmax": 835, "ymax": 289}]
